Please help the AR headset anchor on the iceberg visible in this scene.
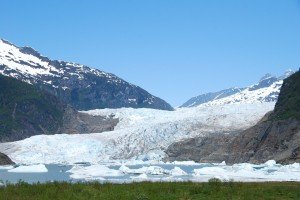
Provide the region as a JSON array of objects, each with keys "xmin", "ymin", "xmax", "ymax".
[
  {"xmin": 170, "ymin": 167, "xmax": 187, "ymax": 176},
  {"xmin": 8, "ymin": 164, "xmax": 48, "ymax": 173},
  {"xmin": 119, "ymin": 165, "xmax": 168, "ymax": 175},
  {"xmin": 0, "ymin": 165, "xmax": 14, "ymax": 170},
  {"xmin": 67, "ymin": 165, "xmax": 121, "ymax": 180},
  {"xmin": 131, "ymin": 173, "xmax": 148, "ymax": 181}
]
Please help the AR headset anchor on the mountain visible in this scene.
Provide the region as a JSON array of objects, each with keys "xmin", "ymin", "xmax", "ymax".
[
  {"xmin": 180, "ymin": 88, "xmax": 243, "ymax": 107},
  {"xmin": 227, "ymin": 70, "xmax": 300, "ymax": 164},
  {"xmin": 180, "ymin": 70, "xmax": 294, "ymax": 107},
  {"xmin": 0, "ymin": 74, "xmax": 118, "ymax": 142},
  {"xmin": 166, "ymin": 70, "xmax": 300, "ymax": 164},
  {"xmin": 0, "ymin": 68, "xmax": 283, "ymax": 164},
  {"xmin": 0, "ymin": 39, "xmax": 173, "ymax": 111}
]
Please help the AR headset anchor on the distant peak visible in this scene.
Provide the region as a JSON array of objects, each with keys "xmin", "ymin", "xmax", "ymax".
[
  {"xmin": 20, "ymin": 46, "xmax": 41, "ymax": 57},
  {"xmin": 259, "ymin": 73, "xmax": 274, "ymax": 82},
  {"xmin": 279, "ymin": 69, "xmax": 295, "ymax": 80},
  {"xmin": 0, "ymin": 38, "xmax": 14, "ymax": 46},
  {"xmin": 0, "ymin": 39, "xmax": 43, "ymax": 59}
]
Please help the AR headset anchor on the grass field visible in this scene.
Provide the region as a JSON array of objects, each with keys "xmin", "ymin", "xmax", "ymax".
[{"xmin": 0, "ymin": 180, "xmax": 299, "ymax": 200}]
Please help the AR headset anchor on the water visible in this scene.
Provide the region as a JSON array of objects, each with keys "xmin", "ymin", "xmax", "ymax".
[
  {"xmin": 0, "ymin": 163, "xmax": 204, "ymax": 184},
  {"xmin": 1, "ymin": 162, "xmax": 299, "ymax": 184},
  {"xmin": 0, "ymin": 164, "xmax": 73, "ymax": 184}
]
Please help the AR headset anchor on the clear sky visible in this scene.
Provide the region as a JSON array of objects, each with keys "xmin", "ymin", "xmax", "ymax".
[{"xmin": 1, "ymin": 0, "xmax": 300, "ymax": 106}]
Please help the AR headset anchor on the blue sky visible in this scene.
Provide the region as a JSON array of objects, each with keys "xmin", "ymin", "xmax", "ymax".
[{"xmin": 1, "ymin": 0, "xmax": 300, "ymax": 106}]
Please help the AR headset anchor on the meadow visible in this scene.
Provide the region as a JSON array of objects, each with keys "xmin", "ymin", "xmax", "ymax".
[{"xmin": 0, "ymin": 179, "xmax": 299, "ymax": 200}]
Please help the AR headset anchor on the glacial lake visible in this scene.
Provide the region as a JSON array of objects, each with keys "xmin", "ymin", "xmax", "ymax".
[
  {"xmin": 0, "ymin": 163, "xmax": 212, "ymax": 184},
  {"xmin": 1, "ymin": 161, "xmax": 300, "ymax": 184}
]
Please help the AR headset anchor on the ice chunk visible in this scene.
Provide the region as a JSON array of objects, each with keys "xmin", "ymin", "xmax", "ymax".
[
  {"xmin": 264, "ymin": 160, "xmax": 276, "ymax": 167},
  {"xmin": 119, "ymin": 165, "xmax": 168, "ymax": 175},
  {"xmin": 232, "ymin": 163, "xmax": 254, "ymax": 172},
  {"xmin": 170, "ymin": 167, "xmax": 187, "ymax": 176},
  {"xmin": 131, "ymin": 173, "xmax": 148, "ymax": 181},
  {"xmin": 119, "ymin": 165, "xmax": 131, "ymax": 174},
  {"xmin": 172, "ymin": 161, "xmax": 198, "ymax": 166},
  {"xmin": 145, "ymin": 166, "xmax": 168, "ymax": 175},
  {"xmin": 194, "ymin": 167, "xmax": 227, "ymax": 176},
  {"xmin": 0, "ymin": 165, "xmax": 14, "ymax": 170},
  {"xmin": 132, "ymin": 166, "xmax": 168, "ymax": 175},
  {"xmin": 67, "ymin": 165, "xmax": 121, "ymax": 180},
  {"xmin": 219, "ymin": 161, "xmax": 226, "ymax": 166},
  {"xmin": 8, "ymin": 164, "xmax": 48, "ymax": 173}
]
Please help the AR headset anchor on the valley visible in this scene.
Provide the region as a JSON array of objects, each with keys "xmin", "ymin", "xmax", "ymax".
[{"xmin": 0, "ymin": 39, "xmax": 299, "ymax": 184}]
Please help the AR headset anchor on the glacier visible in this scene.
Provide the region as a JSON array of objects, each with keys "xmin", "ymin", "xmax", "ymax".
[{"xmin": 0, "ymin": 102, "xmax": 275, "ymax": 165}]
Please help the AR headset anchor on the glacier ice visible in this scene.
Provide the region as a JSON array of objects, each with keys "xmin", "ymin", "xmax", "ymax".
[{"xmin": 0, "ymin": 102, "xmax": 275, "ymax": 165}]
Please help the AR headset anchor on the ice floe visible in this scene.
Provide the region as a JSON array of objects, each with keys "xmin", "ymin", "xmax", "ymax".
[
  {"xmin": 8, "ymin": 164, "xmax": 48, "ymax": 173},
  {"xmin": 170, "ymin": 167, "xmax": 187, "ymax": 176},
  {"xmin": 0, "ymin": 165, "xmax": 14, "ymax": 170},
  {"xmin": 1, "ymin": 160, "xmax": 299, "ymax": 183},
  {"xmin": 64, "ymin": 160, "xmax": 300, "ymax": 182},
  {"xmin": 67, "ymin": 165, "xmax": 121, "ymax": 180}
]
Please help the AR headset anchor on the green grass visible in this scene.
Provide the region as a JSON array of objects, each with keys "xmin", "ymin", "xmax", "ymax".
[{"xmin": 0, "ymin": 180, "xmax": 299, "ymax": 200}]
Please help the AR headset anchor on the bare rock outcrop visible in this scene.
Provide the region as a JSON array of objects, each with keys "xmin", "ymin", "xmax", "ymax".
[{"xmin": 0, "ymin": 152, "xmax": 14, "ymax": 165}]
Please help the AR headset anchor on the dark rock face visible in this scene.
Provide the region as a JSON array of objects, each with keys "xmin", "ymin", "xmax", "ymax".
[
  {"xmin": 227, "ymin": 119, "xmax": 300, "ymax": 164},
  {"xmin": 0, "ymin": 39, "xmax": 173, "ymax": 111},
  {"xmin": 166, "ymin": 132, "xmax": 237, "ymax": 163},
  {"xmin": 167, "ymin": 71, "xmax": 300, "ymax": 164},
  {"xmin": 0, "ymin": 152, "xmax": 14, "ymax": 165},
  {"xmin": 62, "ymin": 109, "xmax": 119, "ymax": 135},
  {"xmin": 0, "ymin": 74, "xmax": 118, "ymax": 142},
  {"xmin": 0, "ymin": 74, "xmax": 67, "ymax": 142},
  {"xmin": 166, "ymin": 118, "xmax": 300, "ymax": 164}
]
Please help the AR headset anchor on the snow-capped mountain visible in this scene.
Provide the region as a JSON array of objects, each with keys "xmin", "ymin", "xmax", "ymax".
[
  {"xmin": 0, "ymin": 39, "xmax": 173, "ymax": 111},
  {"xmin": 1, "ymin": 68, "xmax": 292, "ymax": 164},
  {"xmin": 181, "ymin": 70, "xmax": 295, "ymax": 108},
  {"xmin": 180, "ymin": 88, "xmax": 243, "ymax": 108}
]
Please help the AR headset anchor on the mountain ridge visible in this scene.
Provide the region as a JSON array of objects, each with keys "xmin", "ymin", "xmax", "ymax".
[
  {"xmin": 180, "ymin": 70, "xmax": 295, "ymax": 108},
  {"xmin": 0, "ymin": 39, "xmax": 173, "ymax": 111}
]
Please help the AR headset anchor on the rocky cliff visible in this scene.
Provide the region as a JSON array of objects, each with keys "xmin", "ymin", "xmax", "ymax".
[{"xmin": 0, "ymin": 152, "xmax": 14, "ymax": 165}]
